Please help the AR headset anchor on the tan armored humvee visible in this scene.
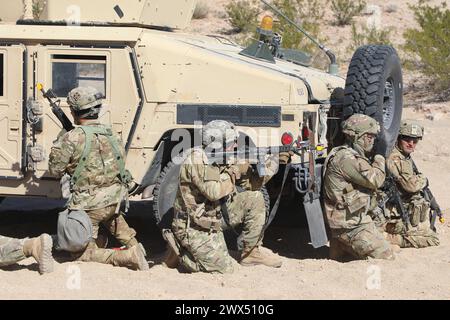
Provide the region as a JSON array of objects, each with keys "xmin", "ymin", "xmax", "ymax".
[{"xmin": 0, "ymin": 0, "xmax": 403, "ymax": 247}]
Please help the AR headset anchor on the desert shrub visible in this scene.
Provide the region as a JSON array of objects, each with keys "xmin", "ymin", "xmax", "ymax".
[
  {"xmin": 225, "ymin": 0, "xmax": 260, "ymax": 33},
  {"xmin": 33, "ymin": 0, "xmax": 46, "ymax": 20},
  {"xmin": 330, "ymin": 0, "xmax": 366, "ymax": 26},
  {"xmin": 271, "ymin": 0, "xmax": 326, "ymax": 54},
  {"xmin": 403, "ymin": 1, "xmax": 450, "ymax": 91},
  {"xmin": 384, "ymin": 4, "xmax": 399, "ymax": 13},
  {"xmin": 349, "ymin": 23, "xmax": 393, "ymax": 52},
  {"xmin": 193, "ymin": 1, "xmax": 209, "ymax": 20}
]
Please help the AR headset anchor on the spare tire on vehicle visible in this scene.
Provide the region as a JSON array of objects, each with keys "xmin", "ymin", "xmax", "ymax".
[{"xmin": 343, "ymin": 45, "xmax": 403, "ymax": 156}]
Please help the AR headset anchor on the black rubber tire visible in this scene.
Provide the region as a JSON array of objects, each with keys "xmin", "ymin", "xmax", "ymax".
[
  {"xmin": 343, "ymin": 45, "xmax": 403, "ymax": 156},
  {"xmin": 153, "ymin": 160, "xmax": 181, "ymax": 229},
  {"xmin": 153, "ymin": 160, "xmax": 271, "ymax": 229}
]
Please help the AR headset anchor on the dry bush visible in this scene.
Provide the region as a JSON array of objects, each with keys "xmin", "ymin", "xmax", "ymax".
[
  {"xmin": 33, "ymin": 0, "xmax": 46, "ymax": 20},
  {"xmin": 349, "ymin": 23, "xmax": 393, "ymax": 53},
  {"xmin": 225, "ymin": 0, "xmax": 260, "ymax": 33},
  {"xmin": 193, "ymin": 1, "xmax": 209, "ymax": 20},
  {"xmin": 403, "ymin": 0, "xmax": 450, "ymax": 92},
  {"xmin": 271, "ymin": 0, "xmax": 327, "ymax": 54},
  {"xmin": 330, "ymin": 0, "xmax": 366, "ymax": 26}
]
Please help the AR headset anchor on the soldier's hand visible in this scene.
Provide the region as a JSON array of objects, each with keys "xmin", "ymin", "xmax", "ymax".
[
  {"xmin": 237, "ymin": 162, "xmax": 251, "ymax": 175},
  {"xmin": 225, "ymin": 165, "xmax": 241, "ymax": 183},
  {"xmin": 373, "ymin": 154, "xmax": 385, "ymax": 164},
  {"xmin": 279, "ymin": 151, "xmax": 294, "ymax": 164}
]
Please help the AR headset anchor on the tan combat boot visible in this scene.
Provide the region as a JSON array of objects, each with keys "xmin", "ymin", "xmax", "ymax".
[
  {"xmin": 111, "ymin": 244, "xmax": 149, "ymax": 271},
  {"xmin": 161, "ymin": 229, "xmax": 180, "ymax": 268},
  {"xmin": 240, "ymin": 246, "xmax": 282, "ymax": 268},
  {"xmin": 329, "ymin": 238, "xmax": 353, "ymax": 260},
  {"xmin": 23, "ymin": 234, "xmax": 54, "ymax": 274},
  {"xmin": 384, "ymin": 232, "xmax": 403, "ymax": 252},
  {"xmin": 163, "ymin": 246, "xmax": 179, "ymax": 269}
]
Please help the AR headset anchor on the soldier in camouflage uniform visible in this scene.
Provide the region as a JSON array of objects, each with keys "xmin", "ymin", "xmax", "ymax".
[
  {"xmin": 0, "ymin": 234, "xmax": 53, "ymax": 274},
  {"xmin": 48, "ymin": 87, "xmax": 148, "ymax": 271},
  {"xmin": 382, "ymin": 120, "xmax": 439, "ymax": 248},
  {"xmin": 170, "ymin": 120, "xmax": 283, "ymax": 273},
  {"xmin": 324, "ymin": 114, "xmax": 395, "ymax": 260}
]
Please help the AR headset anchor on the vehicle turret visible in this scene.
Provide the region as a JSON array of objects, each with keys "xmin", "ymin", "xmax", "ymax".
[{"xmin": 1, "ymin": 0, "xmax": 198, "ymax": 29}]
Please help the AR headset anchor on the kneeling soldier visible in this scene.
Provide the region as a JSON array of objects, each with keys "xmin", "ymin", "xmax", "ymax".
[
  {"xmin": 49, "ymin": 87, "xmax": 148, "ymax": 271},
  {"xmin": 324, "ymin": 114, "xmax": 395, "ymax": 260},
  {"xmin": 383, "ymin": 120, "xmax": 439, "ymax": 248},
  {"xmin": 170, "ymin": 120, "xmax": 284, "ymax": 273}
]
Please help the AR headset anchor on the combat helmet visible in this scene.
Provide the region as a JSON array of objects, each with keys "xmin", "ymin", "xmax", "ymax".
[
  {"xmin": 399, "ymin": 120, "xmax": 423, "ymax": 139},
  {"xmin": 67, "ymin": 86, "xmax": 103, "ymax": 117},
  {"xmin": 342, "ymin": 114, "xmax": 380, "ymax": 139},
  {"xmin": 202, "ymin": 120, "xmax": 239, "ymax": 149}
]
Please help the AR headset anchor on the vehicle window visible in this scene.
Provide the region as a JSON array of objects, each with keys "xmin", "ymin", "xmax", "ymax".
[
  {"xmin": 0, "ymin": 53, "xmax": 4, "ymax": 96},
  {"xmin": 51, "ymin": 55, "xmax": 106, "ymax": 97}
]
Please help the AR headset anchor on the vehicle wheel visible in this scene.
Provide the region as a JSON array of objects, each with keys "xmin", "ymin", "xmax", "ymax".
[
  {"xmin": 153, "ymin": 160, "xmax": 271, "ymax": 229},
  {"xmin": 343, "ymin": 45, "xmax": 403, "ymax": 156},
  {"xmin": 153, "ymin": 160, "xmax": 182, "ymax": 229}
]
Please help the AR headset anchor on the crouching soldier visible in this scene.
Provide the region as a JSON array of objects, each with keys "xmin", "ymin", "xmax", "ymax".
[
  {"xmin": 383, "ymin": 120, "xmax": 439, "ymax": 248},
  {"xmin": 0, "ymin": 234, "xmax": 53, "ymax": 274},
  {"xmin": 169, "ymin": 120, "xmax": 284, "ymax": 273},
  {"xmin": 48, "ymin": 87, "xmax": 148, "ymax": 271},
  {"xmin": 324, "ymin": 114, "xmax": 395, "ymax": 260}
]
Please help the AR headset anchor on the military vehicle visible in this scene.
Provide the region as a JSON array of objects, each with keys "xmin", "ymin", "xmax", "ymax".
[{"xmin": 0, "ymin": 0, "xmax": 403, "ymax": 248}]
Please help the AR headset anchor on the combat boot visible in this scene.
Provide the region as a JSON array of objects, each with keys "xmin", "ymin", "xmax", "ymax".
[
  {"xmin": 23, "ymin": 234, "xmax": 54, "ymax": 274},
  {"xmin": 163, "ymin": 246, "xmax": 179, "ymax": 269},
  {"xmin": 384, "ymin": 232, "xmax": 404, "ymax": 248},
  {"xmin": 161, "ymin": 229, "xmax": 180, "ymax": 268},
  {"xmin": 111, "ymin": 244, "xmax": 149, "ymax": 271},
  {"xmin": 240, "ymin": 246, "xmax": 282, "ymax": 268},
  {"xmin": 329, "ymin": 238, "xmax": 347, "ymax": 260}
]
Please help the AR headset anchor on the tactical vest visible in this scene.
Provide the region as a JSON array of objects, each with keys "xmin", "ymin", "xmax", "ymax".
[{"xmin": 70, "ymin": 125, "xmax": 128, "ymax": 190}]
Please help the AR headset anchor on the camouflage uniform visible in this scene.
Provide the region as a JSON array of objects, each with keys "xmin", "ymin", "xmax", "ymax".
[
  {"xmin": 49, "ymin": 87, "xmax": 145, "ymax": 268},
  {"xmin": 324, "ymin": 114, "xmax": 394, "ymax": 260},
  {"xmin": 0, "ymin": 235, "xmax": 26, "ymax": 267},
  {"xmin": 383, "ymin": 121, "xmax": 439, "ymax": 248},
  {"xmin": 172, "ymin": 147, "xmax": 270, "ymax": 273},
  {"xmin": 0, "ymin": 234, "xmax": 54, "ymax": 274},
  {"xmin": 171, "ymin": 120, "xmax": 282, "ymax": 273}
]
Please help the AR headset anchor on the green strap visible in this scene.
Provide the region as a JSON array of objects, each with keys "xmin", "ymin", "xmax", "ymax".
[
  {"xmin": 105, "ymin": 134, "xmax": 127, "ymax": 183},
  {"xmin": 70, "ymin": 126, "xmax": 127, "ymax": 188}
]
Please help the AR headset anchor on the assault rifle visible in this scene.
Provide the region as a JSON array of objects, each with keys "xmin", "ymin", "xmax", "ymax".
[
  {"xmin": 380, "ymin": 170, "xmax": 410, "ymax": 227},
  {"xmin": 205, "ymin": 141, "xmax": 311, "ymax": 177},
  {"xmin": 411, "ymin": 160, "xmax": 444, "ymax": 231},
  {"xmin": 37, "ymin": 83, "xmax": 74, "ymax": 131}
]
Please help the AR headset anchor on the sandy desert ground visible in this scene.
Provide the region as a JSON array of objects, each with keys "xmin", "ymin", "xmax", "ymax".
[
  {"xmin": 0, "ymin": 0, "xmax": 449, "ymax": 300},
  {"xmin": 0, "ymin": 108, "xmax": 449, "ymax": 300}
]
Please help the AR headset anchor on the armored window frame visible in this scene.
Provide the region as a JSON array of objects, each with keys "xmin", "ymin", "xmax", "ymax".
[
  {"xmin": 0, "ymin": 53, "xmax": 4, "ymax": 97},
  {"xmin": 51, "ymin": 54, "xmax": 107, "ymax": 98}
]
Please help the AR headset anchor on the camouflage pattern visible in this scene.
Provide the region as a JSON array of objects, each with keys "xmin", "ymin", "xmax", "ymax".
[
  {"xmin": 67, "ymin": 86, "xmax": 103, "ymax": 111},
  {"xmin": 383, "ymin": 146, "xmax": 439, "ymax": 247},
  {"xmin": 49, "ymin": 118, "xmax": 140, "ymax": 262},
  {"xmin": 172, "ymin": 147, "xmax": 267, "ymax": 273},
  {"xmin": 342, "ymin": 114, "xmax": 380, "ymax": 139},
  {"xmin": 87, "ymin": 204, "xmax": 138, "ymax": 248},
  {"xmin": 202, "ymin": 120, "xmax": 239, "ymax": 148},
  {"xmin": 76, "ymin": 241, "xmax": 116, "ymax": 264},
  {"xmin": 323, "ymin": 144, "xmax": 393, "ymax": 259},
  {"xmin": 399, "ymin": 120, "xmax": 424, "ymax": 139},
  {"xmin": 49, "ymin": 120, "xmax": 126, "ymax": 211},
  {"xmin": 0, "ymin": 235, "xmax": 26, "ymax": 267}
]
